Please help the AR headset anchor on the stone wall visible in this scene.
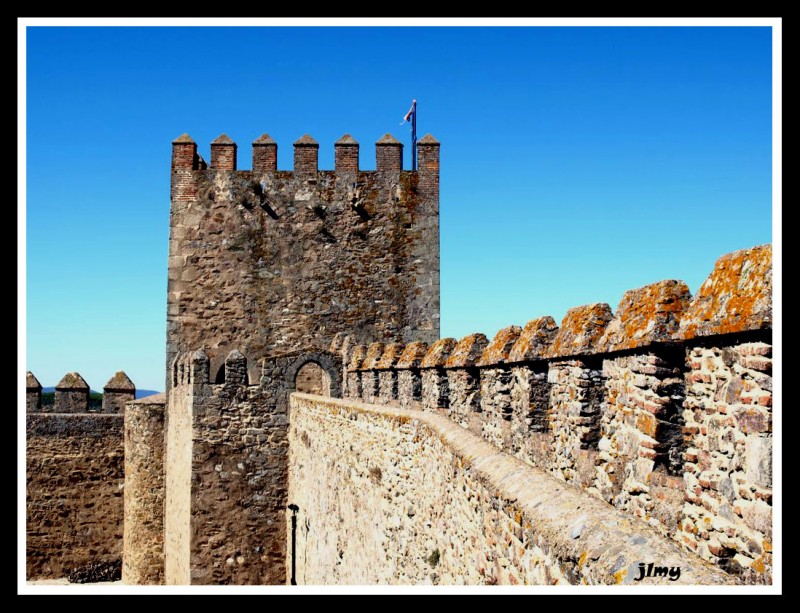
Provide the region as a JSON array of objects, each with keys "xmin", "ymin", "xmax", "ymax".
[
  {"xmin": 167, "ymin": 133, "xmax": 440, "ymax": 389},
  {"xmin": 396, "ymin": 342, "xmax": 427, "ymax": 410},
  {"xmin": 420, "ymin": 338, "xmax": 456, "ymax": 413},
  {"xmin": 674, "ymin": 246, "xmax": 773, "ymax": 583},
  {"xmin": 446, "ymin": 333, "xmax": 488, "ymax": 433},
  {"xmin": 26, "ymin": 412, "xmax": 124, "ymax": 579},
  {"xmin": 26, "ymin": 371, "xmax": 42, "ymax": 411},
  {"xmin": 53, "ymin": 372, "xmax": 90, "ymax": 413},
  {"xmin": 678, "ymin": 342, "xmax": 773, "ymax": 581},
  {"xmin": 547, "ymin": 358, "xmax": 605, "ymax": 488},
  {"xmin": 123, "ymin": 393, "xmax": 166, "ymax": 585},
  {"xmin": 103, "ymin": 371, "xmax": 136, "ymax": 413},
  {"xmin": 162, "ymin": 348, "xmax": 342, "ymax": 585},
  {"xmin": 164, "ymin": 355, "xmax": 195, "ymax": 585},
  {"xmin": 509, "ymin": 363, "xmax": 550, "ymax": 466},
  {"xmin": 26, "ymin": 369, "xmax": 137, "ymax": 580},
  {"xmin": 593, "ymin": 351, "xmax": 686, "ymax": 530},
  {"xmin": 288, "ymin": 393, "xmax": 733, "ymax": 585},
  {"xmin": 347, "ymin": 244, "xmax": 772, "ymax": 584}
]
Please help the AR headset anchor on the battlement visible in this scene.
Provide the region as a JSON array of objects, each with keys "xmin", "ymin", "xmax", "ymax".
[
  {"xmin": 26, "ymin": 370, "xmax": 136, "ymax": 414},
  {"xmin": 344, "ymin": 243, "xmax": 773, "ymax": 584},
  {"xmin": 26, "ymin": 370, "xmax": 132, "ymax": 579},
  {"xmin": 396, "ymin": 342, "xmax": 429, "ymax": 369},
  {"xmin": 349, "ymin": 244, "xmax": 771, "ymax": 373},
  {"xmin": 171, "ymin": 132, "xmax": 440, "ymax": 174},
  {"xmin": 420, "ymin": 338, "xmax": 457, "ymax": 368},
  {"xmin": 352, "ymin": 243, "xmax": 772, "ymax": 370}
]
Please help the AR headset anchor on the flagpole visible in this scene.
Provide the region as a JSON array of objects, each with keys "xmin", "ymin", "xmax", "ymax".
[{"xmin": 411, "ymin": 99, "xmax": 417, "ymax": 171}]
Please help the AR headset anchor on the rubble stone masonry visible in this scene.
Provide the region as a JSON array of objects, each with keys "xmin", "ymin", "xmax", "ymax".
[
  {"xmin": 26, "ymin": 411, "xmax": 124, "ymax": 579},
  {"xmin": 288, "ymin": 394, "xmax": 733, "ymax": 585},
  {"xmin": 164, "ymin": 348, "xmax": 341, "ymax": 584},
  {"xmin": 123, "ymin": 394, "xmax": 166, "ymax": 585},
  {"xmin": 166, "ymin": 134, "xmax": 440, "ymax": 390},
  {"xmin": 350, "ymin": 244, "xmax": 772, "ymax": 584}
]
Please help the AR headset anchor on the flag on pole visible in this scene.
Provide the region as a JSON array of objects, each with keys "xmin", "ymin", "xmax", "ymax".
[
  {"xmin": 403, "ymin": 102, "xmax": 415, "ymax": 123},
  {"xmin": 399, "ymin": 99, "xmax": 418, "ymax": 169}
]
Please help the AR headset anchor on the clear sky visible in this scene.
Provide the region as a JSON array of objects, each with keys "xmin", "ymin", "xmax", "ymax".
[{"xmin": 24, "ymin": 24, "xmax": 773, "ymax": 392}]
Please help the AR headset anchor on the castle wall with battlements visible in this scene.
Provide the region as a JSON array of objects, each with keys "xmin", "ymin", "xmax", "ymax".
[
  {"xmin": 26, "ymin": 127, "xmax": 773, "ymax": 587},
  {"xmin": 25, "ymin": 371, "xmax": 135, "ymax": 580},
  {"xmin": 336, "ymin": 244, "xmax": 772, "ymax": 584}
]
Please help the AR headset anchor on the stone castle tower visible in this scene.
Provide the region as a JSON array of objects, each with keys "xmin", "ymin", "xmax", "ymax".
[
  {"xmin": 167, "ymin": 132, "xmax": 441, "ymax": 387},
  {"xmin": 162, "ymin": 131, "xmax": 442, "ymax": 584}
]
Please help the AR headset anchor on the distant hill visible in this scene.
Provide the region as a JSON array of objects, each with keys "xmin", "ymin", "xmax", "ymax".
[
  {"xmin": 135, "ymin": 389, "xmax": 160, "ymax": 399},
  {"xmin": 41, "ymin": 387, "xmax": 161, "ymax": 399}
]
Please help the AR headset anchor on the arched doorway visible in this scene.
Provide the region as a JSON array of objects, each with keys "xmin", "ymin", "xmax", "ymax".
[{"xmin": 294, "ymin": 361, "xmax": 331, "ymax": 397}]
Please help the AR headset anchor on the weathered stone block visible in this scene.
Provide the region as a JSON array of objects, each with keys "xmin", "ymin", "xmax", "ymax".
[{"xmin": 745, "ymin": 435, "xmax": 772, "ymax": 489}]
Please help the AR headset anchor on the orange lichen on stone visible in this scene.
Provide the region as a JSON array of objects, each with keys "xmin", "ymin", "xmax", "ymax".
[
  {"xmin": 598, "ymin": 280, "xmax": 691, "ymax": 353},
  {"xmin": 347, "ymin": 345, "xmax": 367, "ymax": 372},
  {"xmin": 445, "ymin": 333, "xmax": 490, "ymax": 368},
  {"xmin": 477, "ymin": 326, "xmax": 523, "ymax": 367},
  {"xmin": 547, "ymin": 303, "xmax": 614, "ymax": 359},
  {"xmin": 361, "ymin": 342, "xmax": 386, "ymax": 370},
  {"xmin": 56, "ymin": 372, "xmax": 90, "ymax": 390},
  {"xmin": 508, "ymin": 316, "xmax": 559, "ymax": 362},
  {"xmin": 396, "ymin": 342, "xmax": 429, "ymax": 369},
  {"xmin": 678, "ymin": 244, "xmax": 772, "ymax": 340},
  {"xmin": 375, "ymin": 343, "xmax": 405, "ymax": 370},
  {"xmin": 104, "ymin": 371, "xmax": 136, "ymax": 391},
  {"xmin": 421, "ymin": 338, "xmax": 457, "ymax": 368}
]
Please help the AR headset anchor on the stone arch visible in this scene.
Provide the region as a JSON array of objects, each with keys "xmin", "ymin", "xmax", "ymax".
[
  {"xmin": 295, "ymin": 361, "xmax": 330, "ymax": 396},
  {"xmin": 285, "ymin": 351, "xmax": 342, "ymax": 399}
]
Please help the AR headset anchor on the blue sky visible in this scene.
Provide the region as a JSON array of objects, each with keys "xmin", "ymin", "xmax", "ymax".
[{"xmin": 24, "ymin": 25, "xmax": 773, "ymax": 392}]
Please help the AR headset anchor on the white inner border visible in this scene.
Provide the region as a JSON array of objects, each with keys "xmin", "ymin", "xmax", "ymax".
[{"xmin": 17, "ymin": 16, "xmax": 782, "ymax": 596}]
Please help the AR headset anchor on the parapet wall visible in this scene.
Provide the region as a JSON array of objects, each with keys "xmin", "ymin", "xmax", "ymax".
[
  {"xmin": 26, "ymin": 412, "xmax": 124, "ymax": 579},
  {"xmin": 25, "ymin": 370, "xmax": 137, "ymax": 580},
  {"xmin": 288, "ymin": 393, "xmax": 733, "ymax": 585},
  {"xmin": 26, "ymin": 370, "xmax": 136, "ymax": 414},
  {"xmin": 343, "ymin": 244, "xmax": 773, "ymax": 584}
]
